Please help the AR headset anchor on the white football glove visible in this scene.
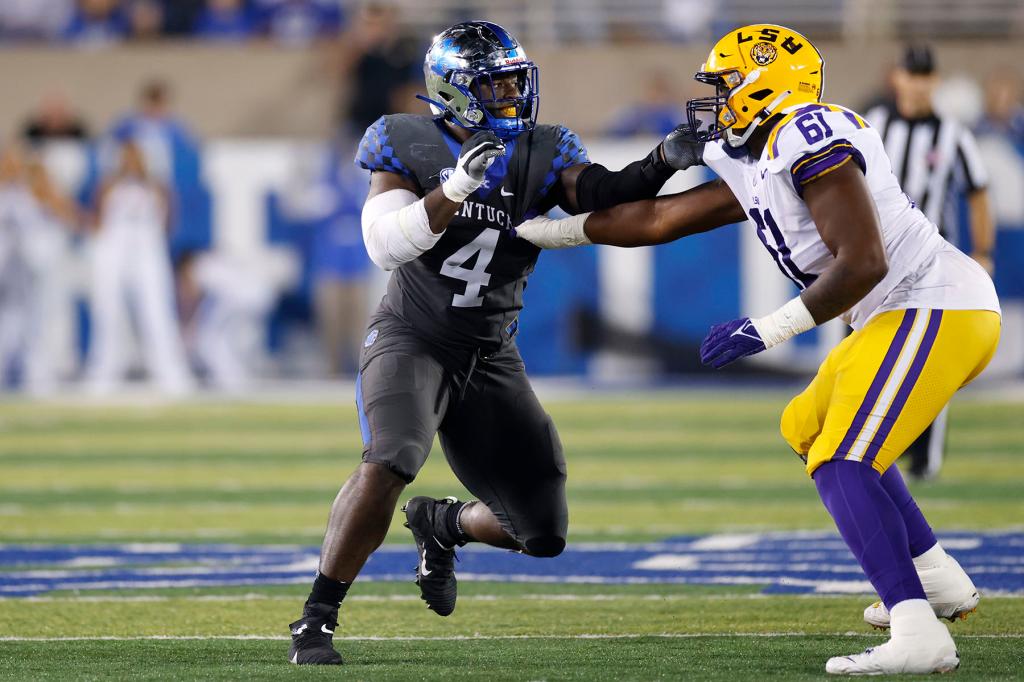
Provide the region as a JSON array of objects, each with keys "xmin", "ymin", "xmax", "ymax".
[
  {"xmin": 513, "ymin": 213, "xmax": 592, "ymax": 249},
  {"xmin": 442, "ymin": 130, "xmax": 506, "ymax": 202}
]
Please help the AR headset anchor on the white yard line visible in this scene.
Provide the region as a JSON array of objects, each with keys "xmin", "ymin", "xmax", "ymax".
[
  {"xmin": 21, "ymin": 593, "xmax": 773, "ymax": 604},
  {"xmin": 0, "ymin": 633, "xmax": 1021, "ymax": 642}
]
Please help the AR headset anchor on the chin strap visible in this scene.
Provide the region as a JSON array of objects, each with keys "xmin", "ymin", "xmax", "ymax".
[{"xmin": 726, "ymin": 90, "xmax": 793, "ymax": 148}]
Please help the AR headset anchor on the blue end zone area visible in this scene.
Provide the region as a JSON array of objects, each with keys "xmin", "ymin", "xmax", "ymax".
[{"xmin": 2, "ymin": 532, "xmax": 1022, "ymax": 598}]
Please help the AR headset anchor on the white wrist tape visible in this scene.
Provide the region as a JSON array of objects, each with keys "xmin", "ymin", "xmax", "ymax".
[
  {"xmin": 513, "ymin": 213, "xmax": 592, "ymax": 249},
  {"xmin": 361, "ymin": 189, "xmax": 442, "ymax": 271},
  {"xmin": 750, "ymin": 295, "xmax": 817, "ymax": 349},
  {"xmin": 441, "ymin": 166, "xmax": 481, "ymax": 203}
]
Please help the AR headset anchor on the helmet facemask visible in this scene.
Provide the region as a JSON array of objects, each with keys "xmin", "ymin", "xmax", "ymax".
[
  {"xmin": 687, "ymin": 68, "xmax": 791, "ymax": 149},
  {"xmin": 421, "ymin": 21, "xmax": 541, "ymax": 140},
  {"xmin": 686, "ymin": 70, "xmax": 743, "ymax": 144}
]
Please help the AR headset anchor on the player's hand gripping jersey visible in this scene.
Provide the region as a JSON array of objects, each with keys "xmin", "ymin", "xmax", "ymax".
[
  {"xmin": 703, "ymin": 103, "xmax": 1000, "ymax": 329},
  {"xmin": 357, "ymin": 114, "xmax": 588, "ymax": 352}
]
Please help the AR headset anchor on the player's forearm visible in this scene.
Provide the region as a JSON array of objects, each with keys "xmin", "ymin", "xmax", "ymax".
[
  {"xmin": 586, "ymin": 180, "xmax": 744, "ymax": 247},
  {"xmin": 967, "ymin": 190, "xmax": 995, "ymax": 256},
  {"xmin": 422, "ymin": 185, "xmax": 464, "ymax": 234},
  {"xmin": 516, "ymin": 180, "xmax": 743, "ymax": 250},
  {"xmin": 799, "ymin": 254, "xmax": 888, "ymax": 325},
  {"xmin": 571, "ymin": 148, "xmax": 675, "ymax": 214}
]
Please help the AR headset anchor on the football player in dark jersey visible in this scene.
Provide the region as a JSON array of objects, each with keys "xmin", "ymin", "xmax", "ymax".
[{"xmin": 287, "ymin": 20, "xmax": 705, "ymax": 665}]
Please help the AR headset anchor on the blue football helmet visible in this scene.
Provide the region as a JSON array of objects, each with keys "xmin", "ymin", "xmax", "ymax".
[{"xmin": 420, "ymin": 21, "xmax": 539, "ymax": 140}]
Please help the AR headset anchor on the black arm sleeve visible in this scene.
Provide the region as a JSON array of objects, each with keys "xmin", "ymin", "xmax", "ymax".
[{"xmin": 574, "ymin": 145, "xmax": 676, "ymax": 213}]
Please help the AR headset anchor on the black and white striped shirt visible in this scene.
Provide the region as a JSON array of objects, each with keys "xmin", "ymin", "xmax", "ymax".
[{"xmin": 865, "ymin": 106, "xmax": 988, "ymax": 243}]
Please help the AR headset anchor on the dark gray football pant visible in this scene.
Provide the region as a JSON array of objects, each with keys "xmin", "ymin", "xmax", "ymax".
[{"xmin": 356, "ymin": 320, "xmax": 568, "ymax": 558}]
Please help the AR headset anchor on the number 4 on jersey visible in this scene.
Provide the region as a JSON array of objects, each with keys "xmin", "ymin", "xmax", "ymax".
[{"xmin": 441, "ymin": 229, "xmax": 499, "ymax": 307}]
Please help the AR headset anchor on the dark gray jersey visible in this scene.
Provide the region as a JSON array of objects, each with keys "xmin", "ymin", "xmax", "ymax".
[{"xmin": 356, "ymin": 114, "xmax": 589, "ymax": 353}]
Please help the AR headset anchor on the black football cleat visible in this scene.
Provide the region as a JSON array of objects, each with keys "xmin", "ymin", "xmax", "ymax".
[
  {"xmin": 288, "ymin": 602, "xmax": 343, "ymax": 665},
  {"xmin": 402, "ymin": 496, "xmax": 460, "ymax": 616}
]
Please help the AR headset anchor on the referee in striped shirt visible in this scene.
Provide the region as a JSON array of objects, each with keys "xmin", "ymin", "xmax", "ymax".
[{"xmin": 866, "ymin": 45, "xmax": 996, "ymax": 480}]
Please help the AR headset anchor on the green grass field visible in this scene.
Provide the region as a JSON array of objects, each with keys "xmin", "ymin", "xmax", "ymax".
[{"xmin": 1, "ymin": 391, "xmax": 1022, "ymax": 679}]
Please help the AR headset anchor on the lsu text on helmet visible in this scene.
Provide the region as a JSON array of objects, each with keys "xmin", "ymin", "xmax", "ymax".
[{"xmin": 687, "ymin": 24, "xmax": 824, "ymax": 148}]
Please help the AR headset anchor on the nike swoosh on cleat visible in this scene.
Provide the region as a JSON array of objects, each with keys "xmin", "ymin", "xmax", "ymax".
[
  {"xmin": 321, "ymin": 624, "xmax": 334, "ymax": 635},
  {"xmin": 419, "ymin": 547, "xmax": 432, "ymax": 576}
]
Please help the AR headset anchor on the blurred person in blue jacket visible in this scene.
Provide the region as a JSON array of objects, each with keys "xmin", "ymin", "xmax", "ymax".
[
  {"xmin": 194, "ymin": 0, "xmax": 257, "ymax": 42},
  {"xmin": 106, "ymin": 79, "xmax": 207, "ymax": 257},
  {"xmin": 108, "ymin": 79, "xmax": 200, "ymax": 188},
  {"xmin": 60, "ymin": 0, "xmax": 128, "ymax": 46},
  {"xmin": 284, "ymin": 141, "xmax": 372, "ymax": 376}
]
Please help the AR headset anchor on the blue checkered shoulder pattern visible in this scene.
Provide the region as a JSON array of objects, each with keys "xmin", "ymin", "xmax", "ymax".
[
  {"xmin": 538, "ymin": 126, "xmax": 590, "ymax": 198},
  {"xmin": 355, "ymin": 116, "xmax": 410, "ymax": 175}
]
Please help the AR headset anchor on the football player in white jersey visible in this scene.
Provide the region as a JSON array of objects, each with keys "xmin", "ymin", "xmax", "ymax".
[{"xmin": 515, "ymin": 24, "xmax": 1000, "ymax": 676}]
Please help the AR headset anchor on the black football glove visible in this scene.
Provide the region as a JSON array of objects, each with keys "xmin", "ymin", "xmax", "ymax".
[{"xmin": 658, "ymin": 124, "xmax": 706, "ymax": 171}]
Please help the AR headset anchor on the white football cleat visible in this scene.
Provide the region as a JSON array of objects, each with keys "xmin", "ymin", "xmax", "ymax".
[
  {"xmin": 864, "ymin": 547, "xmax": 979, "ymax": 629},
  {"xmin": 830, "ymin": 600, "xmax": 960, "ymax": 675}
]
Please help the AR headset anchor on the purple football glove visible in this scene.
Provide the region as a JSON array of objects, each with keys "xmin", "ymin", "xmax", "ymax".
[{"xmin": 699, "ymin": 317, "xmax": 767, "ymax": 369}]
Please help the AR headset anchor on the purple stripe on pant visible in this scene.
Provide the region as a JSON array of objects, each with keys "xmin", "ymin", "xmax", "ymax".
[
  {"xmin": 861, "ymin": 310, "xmax": 944, "ymax": 466},
  {"xmin": 833, "ymin": 309, "xmax": 918, "ymax": 459}
]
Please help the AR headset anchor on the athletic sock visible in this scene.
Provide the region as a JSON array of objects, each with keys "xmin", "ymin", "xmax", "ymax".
[
  {"xmin": 879, "ymin": 464, "xmax": 938, "ymax": 558},
  {"xmin": 813, "ymin": 459, "xmax": 927, "ymax": 610},
  {"xmin": 306, "ymin": 572, "xmax": 350, "ymax": 610},
  {"xmin": 439, "ymin": 500, "xmax": 470, "ymax": 547}
]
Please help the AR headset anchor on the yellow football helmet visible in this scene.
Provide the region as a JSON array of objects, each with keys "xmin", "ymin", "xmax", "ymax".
[{"xmin": 686, "ymin": 24, "xmax": 824, "ymax": 148}]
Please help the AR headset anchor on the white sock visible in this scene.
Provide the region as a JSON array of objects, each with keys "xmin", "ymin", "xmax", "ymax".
[
  {"xmin": 890, "ymin": 598, "xmax": 940, "ymax": 636},
  {"xmin": 912, "ymin": 543, "xmax": 947, "ymax": 569}
]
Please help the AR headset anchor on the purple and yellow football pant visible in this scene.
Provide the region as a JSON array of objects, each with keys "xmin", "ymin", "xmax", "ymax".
[{"xmin": 782, "ymin": 309, "xmax": 1000, "ymax": 476}]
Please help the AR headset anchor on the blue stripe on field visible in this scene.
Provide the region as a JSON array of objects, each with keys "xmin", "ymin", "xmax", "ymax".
[{"xmin": 1, "ymin": 531, "xmax": 1022, "ymax": 598}]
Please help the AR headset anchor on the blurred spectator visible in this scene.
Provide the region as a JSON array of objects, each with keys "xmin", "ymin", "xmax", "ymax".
[
  {"xmin": 254, "ymin": 0, "xmax": 343, "ymax": 47},
  {"xmin": 127, "ymin": 0, "xmax": 164, "ymax": 42},
  {"xmin": 605, "ymin": 71, "xmax": 684, "ymax": 138},
  {"xmin": 336, "ymin": 2, "xmax": 419, "ymax": 136},
  {"xmin": 106, "ymin": 79, "xmax": 208, "ymax": 257},
  {"xmin": 305, "ymin": 142, "xmax": 371, "ymax": 376},
  {"xmin": 975, "ymin": 71, "xmax": 1024, "ymax": 231},
  {"xmin": 0, "ymin": 143, "xmax": 78, "ymax": 394},
  {"xmin": 977, "ymin": 71, "xmax": 1024, "ymax": 152},
  {"xmin": 0, "ymin": 0, "xmax": 74, "ymax": 42},
  {"xmin": 109, "ymin": 79, "xmax": 199, "ymax": 186},
  {"xmin": 86, "ymin": 141, "xmax": 193, "ymax": 395},
  {"xmin": 160, "ymin": 0, "xmax": 204, "ymax": 35},
  {"xmin": 194, "ymin": 0, "xmax": 257, "ymax": 42},
  {"xmin": 22, "ymin": 92, "xmax": 91, "ymax": 145},
  {"xmin": 60, "ymin": 0, "xmax": 128, "ymax": 47}
]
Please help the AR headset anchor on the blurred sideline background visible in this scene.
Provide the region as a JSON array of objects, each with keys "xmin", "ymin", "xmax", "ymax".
[{"xmin": 1, "ymin": 0, "xmax": 1023, "ymax": 395}]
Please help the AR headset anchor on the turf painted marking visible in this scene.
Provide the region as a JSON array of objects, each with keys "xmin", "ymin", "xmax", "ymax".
[
  {"xmin": 1, "ymin": 531, "xmax": 1022, "ymax": 598},
  {"xmin": 1, "ymin": 633, "xmax": 1021, "ymax": 642}
]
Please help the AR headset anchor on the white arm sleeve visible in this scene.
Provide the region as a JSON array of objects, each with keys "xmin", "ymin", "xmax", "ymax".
[{"xmin": 361, "ymin": 188, "xmax": 442, "ymax": 271}]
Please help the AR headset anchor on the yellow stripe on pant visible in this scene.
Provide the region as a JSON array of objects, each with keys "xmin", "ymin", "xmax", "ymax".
[{"xmin": 781, "ymin": 309, "xmax": 1000, "ymax": 477}]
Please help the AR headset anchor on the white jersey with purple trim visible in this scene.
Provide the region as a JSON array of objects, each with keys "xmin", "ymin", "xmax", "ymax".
[{"xmin": 703, "ymin": 102, "xmax": 1000, "ymax": 330}]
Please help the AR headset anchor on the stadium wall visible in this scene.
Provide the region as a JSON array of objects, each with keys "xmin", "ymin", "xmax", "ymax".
[{"xmin": 2, "ymin": 41, "xmax": 1023, "ymax": 138}]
